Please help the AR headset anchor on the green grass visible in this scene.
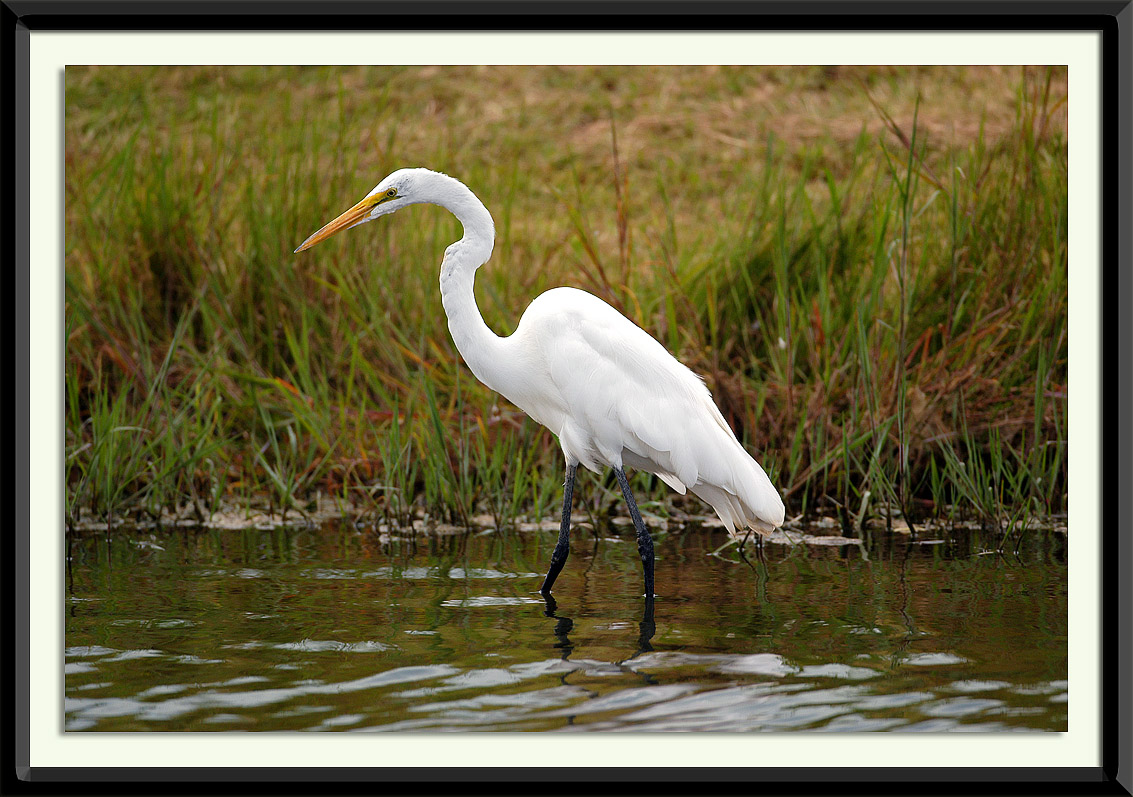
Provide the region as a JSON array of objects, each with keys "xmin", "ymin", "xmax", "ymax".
[{"xmin": 64, "ymin": 66, "xmax": 1067, "ymax": 533}]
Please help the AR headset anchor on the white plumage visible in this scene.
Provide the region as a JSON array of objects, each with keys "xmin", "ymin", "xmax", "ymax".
[
  {"xmin": 507, "ymin": 287, "xmax": 783, "ymax": 535},
  {"xmin": 296, "ymin": 168, "xmax": 785, "ymax": 596}
]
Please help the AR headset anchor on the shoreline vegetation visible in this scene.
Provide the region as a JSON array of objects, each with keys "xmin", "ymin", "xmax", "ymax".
[{"xmin": 65, "ymin": 66, "xmax": 1067, "ymax": 538}]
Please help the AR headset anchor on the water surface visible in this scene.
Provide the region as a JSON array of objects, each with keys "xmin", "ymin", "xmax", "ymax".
[{"xmin": 65, "ymin": 522, "xmax": 1067, "ymax": 731}]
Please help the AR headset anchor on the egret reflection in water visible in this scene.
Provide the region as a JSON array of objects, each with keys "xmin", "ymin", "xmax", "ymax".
[{"xmin": 65, "ymin": 524, "xmax": 1067, "ymax": 732}]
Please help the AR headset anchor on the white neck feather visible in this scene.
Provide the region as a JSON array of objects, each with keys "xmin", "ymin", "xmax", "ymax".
[{"xmin": 426, "ymin": 173, "xmax": 508, "ymax": 393}]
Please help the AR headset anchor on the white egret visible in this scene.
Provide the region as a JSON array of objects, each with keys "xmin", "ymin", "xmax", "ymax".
[{"xmin": 295, "ymin": 168, "xmax": 785, "ymax": 598}]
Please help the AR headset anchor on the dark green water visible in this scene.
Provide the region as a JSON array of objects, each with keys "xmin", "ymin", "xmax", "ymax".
[{"xmin": 65, "ymin": 523, "xmax": 1067, "ymax": 732}]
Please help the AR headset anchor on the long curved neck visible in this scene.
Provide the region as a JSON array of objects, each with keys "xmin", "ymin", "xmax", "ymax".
[{"xmin": 433, "ymin": 176, "xmax": 508, "ymax": 392}]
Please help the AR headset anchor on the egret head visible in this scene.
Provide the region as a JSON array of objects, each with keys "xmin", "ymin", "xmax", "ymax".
[{"xmin": 294, "ymin": 168, "xmax": 429, "ymax": 253}]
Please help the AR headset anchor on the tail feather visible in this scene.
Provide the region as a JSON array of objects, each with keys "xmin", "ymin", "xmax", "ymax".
[
  {"xmin": 618, "ymin": 391, "xmax": 785, "ymax": 535},
  {"xmin": 691, "ymin": 444, "xmax": 785, "ymax": 536}
]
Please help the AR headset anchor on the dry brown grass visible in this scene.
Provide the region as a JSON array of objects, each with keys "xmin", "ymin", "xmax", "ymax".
[{"xmin": 65, "ymin": 65, "xmax": 1067, "ymax": 527}]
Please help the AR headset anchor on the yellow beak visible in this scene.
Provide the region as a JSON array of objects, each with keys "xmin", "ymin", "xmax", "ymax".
[{"xmin": 294, "ymin": 195, "xmax": 381, "ymax": 253}]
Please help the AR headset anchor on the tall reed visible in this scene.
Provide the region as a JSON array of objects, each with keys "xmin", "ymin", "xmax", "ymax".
[{"xmin": 64, "ymin": 66, "xmax": 1067, "ymax": 531}]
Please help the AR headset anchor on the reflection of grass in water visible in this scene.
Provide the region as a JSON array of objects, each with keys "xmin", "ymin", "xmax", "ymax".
[
  {"xmin": 64, "ymin": 66, "xmax": 1066, "ymax": 531},
  {"xmin": 64, "ymin": 523, "xmax": 1067, "ymax": 731}
]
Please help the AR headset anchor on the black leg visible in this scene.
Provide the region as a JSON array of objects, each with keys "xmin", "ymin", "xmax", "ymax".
[
  {"xmin": 614, "ymin": 466, "xmax": 655, "ymax": 598},
  {"xmin": 636, "ymin": 595, "xmax": 656, "ymax": 655},
  {"xmin": 736, "ymin": 531, "xmax": 752, "ymax": 566},
  {"xmin": 539, "ymin": 463, "xmax": 576, "ymax": 594}
]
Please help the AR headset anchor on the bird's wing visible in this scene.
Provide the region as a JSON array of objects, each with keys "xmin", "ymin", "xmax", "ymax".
[
  {"xmin": 535, "ymin": 290, "xmax": 735, "ymax": 490},
  {"xmin": 524, "ymin": 288, "xmax": 784, "ymax": 533}
]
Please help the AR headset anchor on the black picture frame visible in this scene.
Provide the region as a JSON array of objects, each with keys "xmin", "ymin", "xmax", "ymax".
[{"xmin": 11, "ymin": 1, "xmax": 1130, "ymax": 793}]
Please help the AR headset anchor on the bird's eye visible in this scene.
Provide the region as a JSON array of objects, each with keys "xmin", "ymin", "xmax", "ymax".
[{"xmin": 387, "ymin": 188, "xmax": 397, "ymax": 197}]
